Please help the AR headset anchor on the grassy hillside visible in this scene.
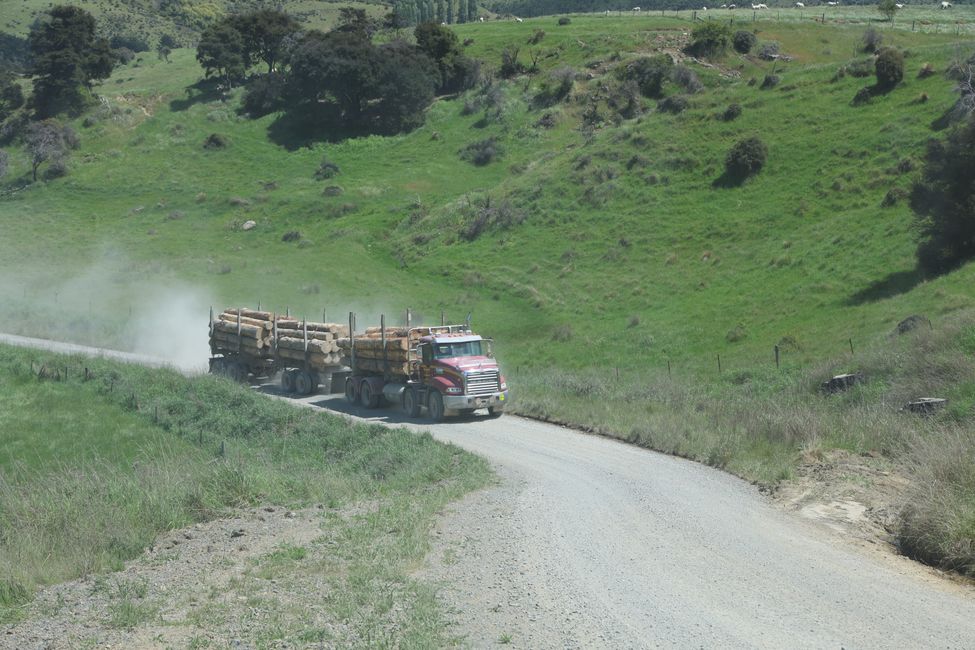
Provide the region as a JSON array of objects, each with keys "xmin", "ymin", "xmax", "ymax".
[
  {"xmin": 1, "ymin": 7, "xmax": 974, "ymax": 571},
  {"xmin": 0, "ymin": 343, "xmax": 490, "ymax": 643}
]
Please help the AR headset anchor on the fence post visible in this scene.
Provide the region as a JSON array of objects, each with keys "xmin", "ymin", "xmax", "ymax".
[
  {"xmin": 667, "ymin": 359, "xmax": 672, "ymax": 380},
  {"xmin": 849, "ymin": 338, "xmax": 855, "ymax": 356},
  {"xmin": 774, "ymin": 345, "xmax": 780, "ymax": 369},
  {"xmin": 717, "ymin": 354, "xmax": 722, "ymax": 373}
]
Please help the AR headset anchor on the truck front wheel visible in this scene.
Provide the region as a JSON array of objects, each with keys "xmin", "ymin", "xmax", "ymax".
[
  {"xmin": 428, "ymin": 391, "xmax": 445, "ymax": 422},
  {"xmin": 404, "ymin": 388, "xmax": 421, "ymax": 418}
]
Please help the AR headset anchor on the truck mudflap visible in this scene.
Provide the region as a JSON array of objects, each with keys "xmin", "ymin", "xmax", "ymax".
[{"xmin": 442, "ymin": 391, "xmax": 509, "ymax": 412}]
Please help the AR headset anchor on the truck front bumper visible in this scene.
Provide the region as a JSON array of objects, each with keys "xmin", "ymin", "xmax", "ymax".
[{"xmin": 443, "ymin": 390, "xmax": 509, "ymax": 412}]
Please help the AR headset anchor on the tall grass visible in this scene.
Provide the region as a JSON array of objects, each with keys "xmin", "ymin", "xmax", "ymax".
[
  {"xmin": 0, "ymin": 343, "xmax": 490, "ymax": 638},
  {"xmin": 511, "ymin": 311, "xmax": 975, "ymax": 575}
]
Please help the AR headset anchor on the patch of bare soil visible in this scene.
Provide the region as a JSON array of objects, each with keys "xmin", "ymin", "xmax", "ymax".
[
  {"xmin": 769, "ymin": 449, "xmax": 911, "ymax": 548},
  {"xmin": 1, "ymin": 505, "xmax": 349, "ymax": 649}
]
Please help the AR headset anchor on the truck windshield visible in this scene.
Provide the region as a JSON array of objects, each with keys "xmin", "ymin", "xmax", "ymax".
[{"xmin": 433, "ymin": 341, "xmax": 482, "ymax": 358}]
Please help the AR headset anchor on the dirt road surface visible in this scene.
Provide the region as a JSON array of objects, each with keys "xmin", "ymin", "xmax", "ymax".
[{"xmin": 4, "ymin": 333, "xmax": 975, "ymax": 648}]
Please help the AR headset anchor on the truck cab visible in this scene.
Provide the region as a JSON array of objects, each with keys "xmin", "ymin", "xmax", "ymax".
[{"xmin": 414, "ymin": 333, "xmax": 509, "ymax": 419}]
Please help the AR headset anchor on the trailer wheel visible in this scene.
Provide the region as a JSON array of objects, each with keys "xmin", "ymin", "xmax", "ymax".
[
  {"xmin": 210, "ymin": 358, "xmax": 225, "ymax": 375},
  {"xmin": 229, "ymin": 361, "xmax": 246, "ymax": 382},
  {"xmin": 295, "ymin": 371, "xmax": 315, "ymax": 396},
  {"xmin": 345, "ymin": 378, "xmax": 357, "ymax": 404},
  {"xmin": 360, "ymin": 381, "xmax": 380, "ymax": 409},
  {"xmin": 428, "ymin": 391, "xmax": 445, "ymax": 422},
  {"xmin": 281, "ymin": 370, "xmax": 295, "ymax": 393},
  {"xmin": 404, "ymin": 388, "xmax": 421, "ymax": 418}
]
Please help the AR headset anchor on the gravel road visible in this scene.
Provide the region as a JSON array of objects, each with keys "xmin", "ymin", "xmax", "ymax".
[{"xmin": 5, "ymin": 333, "xmax": 975, "ymax": 648}]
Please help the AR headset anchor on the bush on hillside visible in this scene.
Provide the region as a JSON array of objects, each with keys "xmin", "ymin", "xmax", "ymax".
[
  {"xmin": 758, "ymin": 42, "xmax": 780, "ymax": 61},
  {"xmin": 500, "ymin": 47, "xmax": 527, "ymax": 78},
  {"xmin": 732, "ymin": 30, "xmax": 757, "ymax": 54},
  {"xmin": 761, "ymin": 74, "xmax": 780, "ymax": 89},
  {"xmin": 203, "ymin": 133, "xmax": 228, "ymax": 149},
  {"xmin": 876, "ymin": 47, "xmax": 905, "ymax": 90},
  {"xmin": 672, "ymin": 65, "xmax": 703, "ymax": 94},
  {"xmin": 725, "ymin": 136, "xmax": 768, "ymax": 181},
  {"xmin": 535, "ymin": 66, "xmax": 576, "ymax": 106},
  {"xmin": 109, "ymin": 34, "xmax": 150, "ymax": 53},
  {"xmin": 460, "ymin": 137, "xmax": 503, "ymax": 165},
  {"xmin": 657, "ymin": 95, "xmax": 689, "ymax": 114},
  {"xmin": 617, "ymin": 54, "xmax": 673, "ymax": 99},
  {"xmin": 558, "ymin": 17, "xmax": 571, "ymax": 25},
  {"xmin": 314, "ymin": 156, "xmax": 340, "ymax": 180},
  {"xmin": 686, "ymin": 23, "xmax": 731, "ymax": 59},
  {"xmin": 846, "ymin": 57, "xmax": 875, "ymax": 78},
  {"xmin": 722, "ymin": 103, "xmax": 742, "ymax": 121},
  {"xmin": 528, "ymin": 29, "xmax": 546, "ymax": 45},
  {"xmin": 861, "ymin": 27, "xmax": 883, "ymax": 53}
]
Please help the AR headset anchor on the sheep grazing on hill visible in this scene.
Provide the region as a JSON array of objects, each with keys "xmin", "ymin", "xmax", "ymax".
[
  {"xmin": 940, "ymin": 1, "xmax": 952, "ymax": 8},
  {"xmin": 826, "ymin": 1, "xmax": 839, "ymax": 6},
  {"xmin": 751, "ymin": 3, "xmax": 768, "ymax": 8},
  {"xmin": 895, "ymin": 3, "xmax": 904, "ymax": 7},
  {"xmin": 795, "ymin": 2, "xmax": 804, "ymax": 7},
  {"xmin": 632, "ymin": 6, "xmax": 641, "ymax": 12},
  {"xmin": 514, "ymin": 15, "xmax": 523, "ymax": 21}
]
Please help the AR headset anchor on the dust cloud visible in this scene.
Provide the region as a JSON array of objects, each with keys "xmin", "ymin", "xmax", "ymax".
[{"xmin": 0, "ymin": 255, "xmax": 213, "ymax": 373}]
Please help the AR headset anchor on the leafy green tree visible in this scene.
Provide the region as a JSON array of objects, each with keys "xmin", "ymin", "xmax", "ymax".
[
  {"xmin": 374, "ymin": 41, "xmax": 438, "ymax": 132},
  {"xmin": 912, "ymin": 116, "xmax": 975, "ymax": 274},
  {"xmin": 233, "ymin": 9, "xmax": 301, "ymax": 73},
  {"xmin": 196, "ymin": 22, "xmax": 245, "ymax": 86},
  {"xmin": 878, "ymin": 0, "xmax": 899, "ymax": 22},
  {"xmin": 447, "ymin": 0, "xmax": 456, "ymax": 23},
  {"xmin": 732, "ymin": 30, "xmax": 756, "ymax": 54},
  {"xmin": 28, "ymin": 6, "xmax": 115, "ymax": 117},
  {"xmin": 0, "ymin": 73, "xmax": 25, "ymax": 121},
  {"xmin": 725, "ymin": 136, "xmax": 768, "ymax": 182},
  {"xmin": 287, "ymin": 30, "xmax": 381, "ymax": 122},
  {"xmin": 0, "ymin": 149, "xmax": 8, "ymax": 179},
  {"xmin": 467, "ymin": 0, "xmax": 478, "ymax": 22}
]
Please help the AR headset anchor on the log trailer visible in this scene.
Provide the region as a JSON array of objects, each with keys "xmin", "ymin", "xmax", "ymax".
[{"xmin": 208, "ymin": 308, "xmax": 509, "ymax": 421}]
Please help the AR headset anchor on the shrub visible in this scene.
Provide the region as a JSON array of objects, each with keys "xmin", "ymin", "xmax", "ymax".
[
  {"xmin": 113, "ymin": 47, "xmax": 136, "ymax": 64},
  {"xmin": 758, "ymin": 42, "xmax": 780, "ymax": 61},
  {"xmin": 722, "ymin": 103, "xmax": 742, "ymax": 121},
  {"xmin": 527, "ymin": 29, "xmax": 545, "ymax": 45},
  {"xmin": 852, "ymin": 86, "xmax": 873, "ymax": 106},
  {"xmin": 0, "ymin": 150, "xmax": 8, "ymax": 179},
  {"xmin": 861, "ymin": 27, "xmax": 883, "ymax": 53},
  {"xmin": 314, "ymin": 156, "xmax": 340, "ymax": 180},
  {"xmin": 657, "ymin": 95, "xmax": 689, "ymax": 114},
  {"xmin": 500, "ymin": 47, "xmax": 526, "ymax": 78},
  {"xmin": 846, "ymin": 57, "xmax": 874, "ymax": 78},
  {"xmin": 918, "ymin": 62, "xmax": 935, "ymax": 78},
  {"xmin": 535, "ymin": 66, "xmax": 576, "ymax": 106},
  {"xmin": 203, "ymin": 133, "xmax": 228, "ymax": 150},
  {"xmin": 687, "ymin": 23, "xmax": 731, "ymax": 59},
  {"xmin": 618, "ymin": 54, "xmax": 673, "ymax": 98},
  {"xmin": 672, "ymin": 65, "xmax": 703, "ymax": 93},
  {"xmin": 558, "ymin": 17, "xmax": 571, "ymax": 25},
  {"xmin": 459, "ymin": 137, "xmax": 503, "ymax": 165},
  {"xmin": 876, "ymin": 47, "xmax": 904, "ymax": 89},
  {"xmin": 282, "ymin": 230, "xmax": 302, "ymax": 242},
  {"xmin": 725, "ymin": 136, "xmax": 768, "ymax": 181},
  {"xmin": 761, "ymin": 74, "xmax": 780, "ymax": 89},
  {"xmin": 732, "ymin": 30, "xmax": 757, "ymax": 54}
]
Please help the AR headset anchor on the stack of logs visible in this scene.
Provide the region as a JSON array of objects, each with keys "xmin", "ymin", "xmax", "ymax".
[
  {"xmin": 210, "ymin": 308, "xmax": 274, "ymax": 357},
  {"xmin": 210, "ymin": 308, "xmax": 348, "ymax": 369},
  {"xmin": 275, "ymin": 319, "xmax": 347, "ymax": 368},
  {"xmin": 337, "ymin": 326, "xmax": 445, "ymax": 377}
]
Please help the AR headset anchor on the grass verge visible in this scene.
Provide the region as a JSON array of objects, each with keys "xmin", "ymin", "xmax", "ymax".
[{"xmin": 0, "ymin": 343, "xmax": 491, "ymax": 644}]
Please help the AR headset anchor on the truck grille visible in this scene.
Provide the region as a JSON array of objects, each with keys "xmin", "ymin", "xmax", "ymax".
[{"xmin": 465, "ymin": 370, "xmax": 500, "ymax": 396}]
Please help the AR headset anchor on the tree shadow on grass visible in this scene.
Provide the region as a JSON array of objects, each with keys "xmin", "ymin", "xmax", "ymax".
[
  {"xmin": 845, "ymin": 267, "xmax": 925, "ymax": 305},
  {"xmin": 266, "ymin": 105, "xmax": 369, "ymax": 150},
  {"xmin": 712, "ymin": 170, "xmax": 748, "ymax": 188},
  {"xmin": 169, "ymin": 78, "xmax": 225, "ymax": 112}
]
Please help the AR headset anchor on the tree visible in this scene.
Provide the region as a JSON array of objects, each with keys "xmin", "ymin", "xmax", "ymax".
[
  {"xmin": 878, "ymin": 0, "xmax": 899, "ymax": 22},
  {"xmin": 911, "ymin": 116, "xmax": 975, "ymax": 274},
  {"xmin": 24, "ymin": 118, "xmax": 71, "ymax": 181},
  {"xmin": 414, "ymin": 22, "xmax": 476, "ymax": 92},
  {"xmin": 374, "ymin": 41, "xmax": 438, "ymax": 132},
  {"xmin": 467, "ymin": 0, "xmax": 478, "ymax": 22},
  {"xmin": 0, "ymin": 150, "xmax": 8, "ymax": 179},
  {"xmin": 232, "ymin": 9, "xmax": 301, "ymax": 73},
  {"xmin": 287, "ymin": 30, "xmax": 381, "ymax": 122},
  {"xmin": 447, "ymin": 0, "xmax": 456, "ymax": 23},
  {"xmin": 335, "ymin": 7, "xmax": 376, "ymax": 38},
  {"xmin": 875, "ymin": 46, "xmax": 904, "ymax": 90},
  {"xmin": 196, "ymin": 22, "xmax": 245, "ymax": 86},
  {"xmin": 732, "ymin": 30, "xmax": 756, "ymax": 54},
  {"xmin": 28, "ymin": 6, "xmax": 115, "ymax": 117},
  {"xmin": 0, "ymin": 73, "xmax": 25, "ymax": 121}
]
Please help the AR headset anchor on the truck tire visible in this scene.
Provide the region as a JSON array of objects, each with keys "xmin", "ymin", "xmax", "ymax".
[
  {"xmin": 295, "ymin": 370, "xmax": 315, "ymax": 396},
  {"xmin": 428, "ymin": 391, "xmax": 445, "ymax": 422},
  {"xmin": 404, "ymin": 388, "xmax": 421, "ymax": 418},
  {"xmin": 210, "ymin": 358, "xmax": 225, "ymax": 376},
  {"xmin": 281, "ymin": 370, "xmax": 296, "ymax": 393},
  {"xmin": 345, "ymin": 378, "xmax": 357, "ymax": 404},
  {"xmin": 486, "ymin": 406, "xmax": 503, "ymax": 419},
  {"xmin": 229, "ymin": 361, "xmax": 246, "ymax": 382},
  {"xmin": 360, "ymin": 381, "xmax": 380, "ymax": 409}
]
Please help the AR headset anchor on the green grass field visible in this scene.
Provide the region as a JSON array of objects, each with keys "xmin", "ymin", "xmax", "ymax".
[
  {"xmin": 0, "ymin": 343, "xmax": 490, "ymax": 641},
  {"xmin": 1, "ymin": 6, "xmax": 974, "ymax": 574}
]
